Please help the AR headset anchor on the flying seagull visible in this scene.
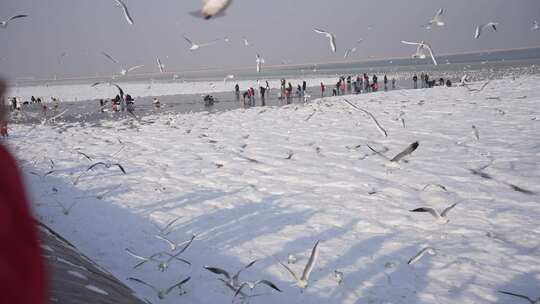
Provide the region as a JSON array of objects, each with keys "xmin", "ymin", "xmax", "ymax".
[
  {"xmin": 474, "ymin": 22, "xmax": 498, "ymax": 39},
  {"xmin": 91, "ymin": 81, "xmax": 125, "ymax": 100},
  {"xmin": 532, "ymin": 21, "xmax": 539, "ymax": 31},
  {"xmin": 234, "ymin": 280, "xmax": 281, "ymax": 298},
  {"xmin": 189, "ymin": 0, "xmax": 233, "ymax": 20},
  {"xmin": 256, "ymin": 54, "xmax": 264, "ymax": 73},
  {"xmin": 128, "ymin": 277, "xmax": 191, "ymax": 299},
  {"xmin": 343, "ymin": 47, "xmax": 357, "ymax": 59},
  {"xmin": 423, "ymin": 8, "xmax": 445, "ymax": 29},
  {"xmin": 183, "ymin": 36, "xmax": 219, "ymax": 51},
  {"xmin": 101, "ymin": 52, "xmax": 143, "ymax": 76},
  {"xmin": 401, "ymin": 40, "xmax": 438, "ymax": 65},
  {"xmin": 279, "ymin": 240, "xmax": 320, "ymax": 289},
  {"xmin": 0, "ymin": 14, "xmax": 28, "ymax": 28},
  {"xmin": 498, "ymin": 291, "xmax": 540, "ymax": 304},
  {"xmin": 313, "ymin": 28, "xmax": 337, "ymax": 53},
  {"xmin": 408, "ymin": 247, "xmax": 437, "ymax": 265},
  {"xmin": 157, "ymin": 58, "xmax": 165, "ymax": 73},
  {"xmin": 113, "ymin": 0, "xmax": 134, "ymax": 25},
  {"xmin": 125, "ymin": 247, "xmax": 191, "ymax": 271},
  {"xmin": 390, "ymin": 141, "xmax": 419, "ymax": 162},
  {"xmin": 242, "ymin": 37, "xmax": 251, "ymax": 47},
  {"xmin": 410, "ymin": 203, "xmax": 458, "ymax": 223},
  {"xmin": 204, "ymin": 260, "xmax": 258, "ymax": 289}
]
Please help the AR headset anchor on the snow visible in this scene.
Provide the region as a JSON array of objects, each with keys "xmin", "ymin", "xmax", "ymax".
[{"xmin": 7, "ymin": 75, "xmax": 540, "ymax": 304}]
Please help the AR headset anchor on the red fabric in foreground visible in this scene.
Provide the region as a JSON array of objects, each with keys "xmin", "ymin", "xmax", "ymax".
[{"xmin": 0, "ymin": 144, "xmax": 46, "ymax": 304}]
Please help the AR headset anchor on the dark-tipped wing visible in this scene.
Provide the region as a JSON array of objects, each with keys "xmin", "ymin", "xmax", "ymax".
[
  {"xmin": 390, "ymin": 141, "xmax": 419, "ymax": 162},
  {"xmin": 204, "ymin": 266, "xmax": 231, "ymax": 280},
  {"xmin": 165, "ymin": 277, "xmax": 191, "ymax": 295}
]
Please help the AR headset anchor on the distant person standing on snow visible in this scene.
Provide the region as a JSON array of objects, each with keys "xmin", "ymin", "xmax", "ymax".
[
  {"xmin": 302, "ymin": 80, "xmax": 307, "ymax": 94},
  {"xmin": 392, "ymin": 78, "xmax": 396, "ymax": 90},
  {"xmin": 235, "ymin": 84, "xmax": 240, "ymax": 101},
  {"xmin": 420, "ymin": 72, "xmax": 425, "ymax": 88},
  {"xmin": 413, "ymin": 74, "xmax": 418, "ymax": 89},
  {"xmin": 260, "ymin": 86, "xmax": 266, "ymax": 106},
  {"xmin": 320, "ymin": 82, "xmax": 325, "ymax": 97},
  {"xmin": 384, "ymin": 75, "xmax": 388, "ymax": 91}
]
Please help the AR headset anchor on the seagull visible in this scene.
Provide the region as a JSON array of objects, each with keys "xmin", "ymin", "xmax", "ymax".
[
  {"xmin": 101, "ymin": 52, "xmax": 143, "ymax": 76},
  {"xmin": 343, "ymin": 99, "xmax": 388, "ymax": 137},
  {"xmin": 423, "ymin": 8, "xmax": 445, "ymax": 29},
  {"xmin": 532, "ymin": 21, "xmax": 539, "ymax": 31},
  {"xmin": 183, "ymin": 36, "xmax": 219, "ymax": 51},
  {"xmin": 189, "ymin": 0, "xmax": 233, "ymax": 20},
  {"xmin": 474, "ymin": 22, "xmax": 498, "ymax": 39},
  {"xmin": 242, "ymin": 37, "xmax": 251, "ymax": 47},
  {"xmin": 92, "ymin": 81, "xmax": 125, "ymax": 100},
  {"xmin": 421, "ymin": 184, "xmax": 448, "ymax": 192},
  {"xmin": 279, "ymin": 240, "xmax": 320, "ymax": 289},
  {"xmin": 334, "ymin": 270, "xmax": 344, "ymax": 285},
  {"xmin": 86, "ymin": 162, "xmax": 126, "ymax": 174},
  {"xmin": 151, "ymin": 216, "xmax": 182, "ymax": 236},
  {"xmin": 343, "ymin": 47, "xmax": 357, "ymax": 59},
  {"xmin": 408, "ymin": 247, "xmax": 437, "ymax": 265},
  {"xmin": 313, "ymin": 28, "xmax": 337, "ymax": 53},
  {"xmin": 234, "ymin": 280, "xmax": 281, "ymax": 298},
  {"xmin": 390, "ymin": 141, "xmax": 419, "ymax": 162},
  {"xmin": 472, "ymin": 125, "xmax": 480, "ymax": 140},
  {"xmin": 0, "ymin": 14, "xmax": 28, "ymax": 28},
  {"xmin": 155, "ymin": 234, "xmax": 195, "ymax": 252},
  {"xmin": 256, "ymin": 54, "xmax": 265, "ymax": 73},
  {"xmin": 157, "ymin": 58, "xmax": 165, "ymax": 73},
  {"xmin": 125, "ymin": 247, "xmax": 191, "ymax": 271},
  {"xmin": 410, "ymin": 203, "xmax": 458, "ymax": 223},
  {"xmin": 499, "ymin": 291, "xmax": 540, "ymax": 304},
  {"xmin": 401, "ymin": 40, "xmax": 438, "ymax": 65},
  {"xmin": 204, "ymin": 260, "xmax": 258, "ymax": 289},
  {"xmin": 113, "ymin": 0, "xmax": 134, "ymax": 25},
  {"xmin": 128, "ymin": 277, "xmax": 191, "ymax": 299}
]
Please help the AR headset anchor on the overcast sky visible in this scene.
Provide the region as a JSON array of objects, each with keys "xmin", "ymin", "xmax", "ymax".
[{"xmin": 1, "ymin": 0, "xmax": 539, "ymax": 79}]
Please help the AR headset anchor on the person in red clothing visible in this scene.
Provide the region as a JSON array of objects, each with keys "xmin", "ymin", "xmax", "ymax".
[{"xmin": 0, "ymin": 79, "xmax": 47, "ymax": 304}]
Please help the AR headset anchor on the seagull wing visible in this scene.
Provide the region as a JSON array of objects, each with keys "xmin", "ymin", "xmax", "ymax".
[
  {"xmin": 165, "ymin": 277, "xmax": 191, "ymax": 295},
  {"xmin": 110, "ymin": 83, "xmax": 125, "ymax": 98},
  {"xmin": 410, "ymin": 207, "xmax": 440, "ymax": 220},
  {"xmin": 199, "ymin": 39, "xmax": 220, "ymax": 47},
  {"xmin": 425, "ymin": 44, "xmax": 438, "ymax": 65},
  {"xmin": 128, "ymin": 278, "xmax": 160, "ymax": 294},
  {"xmin": 279, "ymin": 261, "xmax": 298, "ymax": 281},
  {"xmin": 204, "ymin": 266, "xmax": 231, "ymax": 280},
  {"xmin": 474, "ymin": 25, "xmax": 481, "ymax": 39},
  {"xmin": 498, "ymin": 291, "xmax": 534, "ymax": 303},
  {"xmin": 301, "ymin": 240, "xmax": 320, "ymax": 281},
  {"xmin": 256, "ymin": 280, "xmax": 282, "ymax": 292},
  {"xmin": 115, "ymin": 0, "xmax": 134, "ymax": 25},
  {"xmin": 329, "ymin": 33, "xmax": 337, "ymax": 53},
  {"xmin": 157, "ymin": 58, "xmax": 164, "ymax": 73},
  {"xmin": 127, "ymin": 65, "xmax": 144, "ymax": 72},
  {"xmin": 390, "ymin": 141, "xmax": 419, "ymax": 162},
  {"xmin": 101, "ymin": 52, "xmax": 120, "ymax": 64},
  {"xmin": 9, "ymin": 14, "xmax": 28, "ymax": 21},
  {"xmin": 155, "ymin": 235, "xmax": 176, "ymax": 251},
  {"xmin": 87, "ymin": 162, "xmax": 107, "ymax": 172},
  {"xmin": 232, "ymin": 259, "xmax": 258, "ymax": 282},
  {"xmin": 344, "ymin": 49, "xmax": 350, "ymax": 59},
  {"xmin": 313, "ymin": 28, "xmax": 329, "ymax": 35},
  {"xmin": 176, "ymin": 234, "xmax": 196, "ymax": 255},
  {"xmin": 440, "ymin": 203, "xmax": 458, "ymax": 218},
  {"xmin": 401, "ymin": 40, "xmax": 422, "ymax": 46},
  {"xmin": 183, "ymin": 36, "xmax": 194, "ymax": 47},
  {"xmin": 436, "ymin": 8, "xmax": 444, "ymax": 17},
  {"xmin": 125, "ymin": 248, "xmax": 149, "ymax": 261},
  {"xmin": 407, "ymin": 247, "xmax": 435, "ymax": 265},
  {"xmin": 161, "ymin": 216, "xmax": 182, "ymax": 233}
]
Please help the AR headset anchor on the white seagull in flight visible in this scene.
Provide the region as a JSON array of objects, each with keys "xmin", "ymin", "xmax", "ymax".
[
  {"xmin": 423, "ymin": 8, "xmax": 445, "ymax": 29},
  {"xmin": 343, "ymin": 47, "xmax": 357, "ymax": 59},
  {"xmin": 183, "ymin": 36, "xmax": 219, "ymax": 51},
  {"xmin": 190, "ymin": 0, "xmax": 233, "ymax": 20},
  {"xmin": 0, "ymin": 14, "xmax": 28, "ymax": 28},
  {"xmin": 256, "ymin": 54, "xmax": 264, "ymax": 73},
  {"xmin": 474, "ymin": 22, "xmax": 498, "ymax": 39},
  {"xmin": 401, "ymin": 40, "xmax": 438, "ymax": 65},
  {"xmin": 313, "ymin": 28, "xmax": 337, "ymax": 53},
  {"xmin": 113, "ymin": 0, "xmax": 134, "ymax": 25},
  {"xmin": 101, "ymin": 51, "xmax": 143, "ymax": 76},
  {"xmin": 532, "ymin": 21, "xmax": 539, "ymax": 31}
]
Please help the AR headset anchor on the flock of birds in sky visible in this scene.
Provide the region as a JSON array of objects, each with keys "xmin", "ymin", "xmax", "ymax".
[{"xmin": 1, "ymin": 1, "xmax": 539, "ymax": 78}]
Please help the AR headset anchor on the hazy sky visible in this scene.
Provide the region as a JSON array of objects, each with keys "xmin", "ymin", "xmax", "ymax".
[{"xmin": 1, "ymin": 0, "xmax": 539, "ymax": 79}]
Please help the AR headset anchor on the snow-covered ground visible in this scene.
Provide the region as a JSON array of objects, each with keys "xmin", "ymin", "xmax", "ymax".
[{"xmin": 6, "ymin": 75, "xmax": 540, "ymax": 304}]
